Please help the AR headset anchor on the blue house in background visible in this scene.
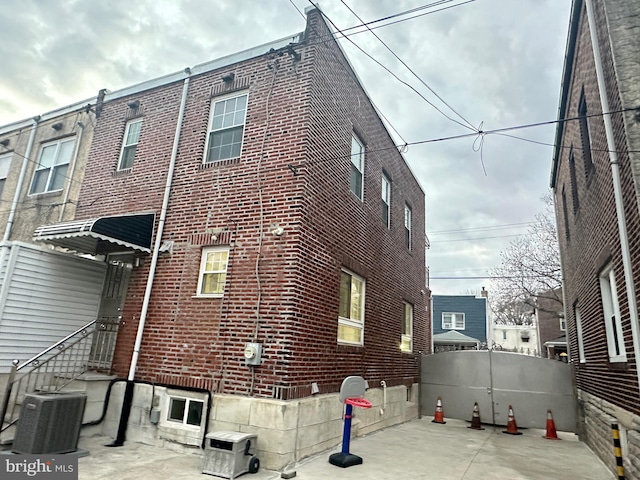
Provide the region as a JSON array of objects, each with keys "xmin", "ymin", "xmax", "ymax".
[{"xmin": 431, "ymin": 291, "xmax": 488, "ymax": 352}]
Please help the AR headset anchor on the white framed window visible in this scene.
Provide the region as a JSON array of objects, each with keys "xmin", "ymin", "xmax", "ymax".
[
  {"xmin": 575, "ymin": 306, "xmax": 585, "ymax": 363},
  {"xmin": 404, "ymin": 204, "xmax": 412, "ymax": 250},
  {"xmin": 350, "ymin": 135, "xmax": 364, "ymax": 200},
  {"xmin": 167, "ymin": 397, "xmax": 203, "ymax": 426},
  {"xmin": 442, "ymin": 312, "xmax": 464, "ymax": 330},
  {"xmin": 0, "ymin": 153, "xmax": 11, "ymax": 198},
  {"xmin": 599, "ymin": 264, "xmax": 626, "ymax": 362},
  {"xmin": 401, "ymin": 302, "xmax": 413, "ymax": 352},
  {"xmin": 30, "ymin": 138, "xmax": 75, "ymax": 194},
  {"xmin": 338, "ymin": 269, "xmax": 365, "ymax": 345},
  {"xmin": 559, "ymin": 316, "xmax": 566, "ymax": 331},
  {"xmin": 118, "ymin": 119, "xmax": 142, "ymax": 170},
  {"xmin": 205, "ymin": 92, "xmax": 248, "ymax": 163},
  {"xmin": 196, "ymin": 246, "xmax": 229, "ymax": 297},
  {"xmin": 381, "ymin": 173, "xmax": 391, "ymax": 229}
]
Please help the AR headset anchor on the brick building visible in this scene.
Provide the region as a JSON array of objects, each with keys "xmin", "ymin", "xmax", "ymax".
[
  {"xmin": 550, "ymin": 0, "xmax": 640, "ymax": 476},
  {"xmin": 26, "ymin": 6, "xmax": 428, "ymax": 468}
]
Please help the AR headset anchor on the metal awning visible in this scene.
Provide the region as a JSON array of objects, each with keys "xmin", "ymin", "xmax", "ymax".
[{"xmin": 33, "ymin": 213, "xmax": 155, "ymax": 254}]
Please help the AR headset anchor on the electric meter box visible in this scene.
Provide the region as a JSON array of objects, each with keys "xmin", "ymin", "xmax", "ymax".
[{"xmin": 243, "ymin": 343, "xmax": 262, "ymax": 366}]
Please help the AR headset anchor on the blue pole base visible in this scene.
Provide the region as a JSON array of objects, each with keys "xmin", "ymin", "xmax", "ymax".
[{"xmin": 329, "ymin": 452, "xmax": 363, "ymax": 468}]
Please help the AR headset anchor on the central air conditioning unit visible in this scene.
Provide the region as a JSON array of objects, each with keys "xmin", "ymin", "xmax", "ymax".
[{"xmin": 12, "ymin": 392, "xmax": 87, "ymax": 454}]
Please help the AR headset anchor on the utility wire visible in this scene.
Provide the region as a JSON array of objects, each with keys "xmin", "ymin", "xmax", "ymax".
[
  {"xmin": 308, "ymin": 0, "xmax": 476, "ymax": 132},
  {"xmin": 338, "ymin": 0, "xmax": 476, "ymax": 131},
  {"xmin": 429, "ymin": 221, "xmax": 536, "ymax": 234},
  {"xmin": 430, "ymin": 233, "xmax": 524, "ymax": 242}
]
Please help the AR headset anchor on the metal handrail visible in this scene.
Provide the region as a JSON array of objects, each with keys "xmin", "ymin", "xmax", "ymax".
[
  {"xmin": 1, "ymin": 319, "xmax": 96, "ymax": 434},
  {"xmin": 16, "ymin": 320, "xmax": 97, "ymax": 371}
]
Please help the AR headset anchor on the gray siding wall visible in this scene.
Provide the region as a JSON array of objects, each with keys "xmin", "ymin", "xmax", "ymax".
[{"xmin": 0, "ymin": 242, "xmax": 106, "ymax": 372}]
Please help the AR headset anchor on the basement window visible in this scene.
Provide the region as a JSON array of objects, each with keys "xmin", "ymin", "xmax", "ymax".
[{"xmin": 168, "ymin": 397, "xmax": 203, "ymax": 426}]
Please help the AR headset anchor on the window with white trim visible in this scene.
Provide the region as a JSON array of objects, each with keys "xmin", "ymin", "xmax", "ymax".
[
  {"xmin": 350, "ymin": 135, "xmax": 364, "ymax": 200},
  {"xmin": 118, "ymin": 119, "xmax": 142, "ymax": 170},
  {"xmin": 575, "ymin": 305, "xmax": 585, "ymax": 363},
  {"xmin": 559, "ymin": 316, "xmax": 566, "ymax": 331},
  {"xmin": 30, "ymin": 138, "xmax": 75, "ymax": 194},
  {"xmin": 205, "ymin": 93, "xmax": 248, "ymax": 162},
  {"xmin": 442, "ymin": 312, "xmax": 464, "ymax": 330},
  {"xmin": 401, "ymin": 302, "xmax": 413, "ymax": 352},
  {"xmin": 404, "ymin": 204, "xmax": 412, "ymax": 250},
  {"xmin": 338, "ymin": 269, "xmax": 365, "ymax": 345},
  {"xmin": 381, "ymin": 173, "xmax": 391, "ymax": 229},
  {"xmin": 167, "ymin": 397, "xmax": 203, "ymax": 426},
  {"xmin": 196, "ymin": 246, "xmax": 229, "ymax": 297},
  {"xmin": 599, "ymin": 263, "xmax": 626, "ymax": 362},
  {"xmin": 0, "ymin": 153, "xmax": 11, "ymax": 198}
]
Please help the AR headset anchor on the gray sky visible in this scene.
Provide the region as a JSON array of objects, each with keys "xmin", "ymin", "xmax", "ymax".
[{"xmin": 0, "ymin": 0, "xmax": 571, "ymax": 295}]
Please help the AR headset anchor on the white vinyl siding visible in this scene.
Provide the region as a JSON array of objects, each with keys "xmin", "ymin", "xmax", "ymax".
[{"xmin": 0, "ymin": 243, "xmax": 105, "ymax": 372}]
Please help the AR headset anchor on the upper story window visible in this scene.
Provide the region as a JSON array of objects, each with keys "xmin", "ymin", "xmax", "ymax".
[
  {"xmin": 0, "ymin": 153, "xmax": 11, "ymax": 198},
  {"xmin": 442, "ymin": 312, "xmax": 464, "ymax": 330},
  {"xmin": 196, "ymin": 246, "xmax": 229, "ymax": 297},
  {"xmin": 578, "ymin": 89, "xmax": 593, "ymax": 178},
  {"xmin": 205, "ymin": 93, "xmax": 248, "ymax": 163},
  {"xmin": 401, "ymin": 301, "xmax": 413, "ymax": 352},
  {"xmin": 118, "ymin": 119, "xmax": 142, "ymax": 170},
  {"xmin": 568, "ymin": 148, "xmax": 579, "ymax": 214},
  {"xmin": 575, "ymin": 306, "xmax": 585, "ymax": 363},
  {"xmin": 350, "ymin": 135, "xmax": 364, "ymax": 200},
  {"xmin": 381, "ymin": 173, "xmax": 391, "ymax": 229},
  {"xmin": 599, "ymin": 263, "xmax": 626, "ymax": 363},
  {"xmin": 30, "ymin": 138, "xmax": 75, "ymax": 194},
  {"xmin": 404, "ymin": 204, "xmax": 412, "ymax": 250},
  {"xmin": 561, "ymin": 186, "xmax": 570, "ymax": 242},
  {"xmin": 559, "ymin": 316, "xmax": 566, "ymax": 331},
  {"xmin": 338, "ymin": 269, "xmax": 365, "ymax": 345}
]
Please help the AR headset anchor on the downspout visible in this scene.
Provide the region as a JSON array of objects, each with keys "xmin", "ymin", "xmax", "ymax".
[
  {"xmin": 0, "ymin": 119, "xmax": 39, "ymax": 284},
  {"xmin": 58, "ymin": 121, "xmax": 85, "ymax": 222},
  {"xmin": 585, "ymin": 0, "xmax": 640, "ymax": 392},
  {"xmin": 110, "ymin": 70, "xmax": 191, "ymax": 447},
  {"xmin": 3, "ymin": 118, "xmax": 39, "ymax": 243}
]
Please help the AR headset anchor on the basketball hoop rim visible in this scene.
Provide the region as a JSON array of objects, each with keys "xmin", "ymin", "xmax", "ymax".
[{"xmin": 345, "ymin": 397, "xmax": 372, "ymax": 408}]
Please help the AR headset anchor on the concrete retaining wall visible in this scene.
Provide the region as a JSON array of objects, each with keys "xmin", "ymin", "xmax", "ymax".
[
  {"xmin": 578, "ymin": 389, "xmax": 640, "ymax": 479},
  {"xmin": 76, "ymin": 378, "xmax": 418, "ymax": 470}
]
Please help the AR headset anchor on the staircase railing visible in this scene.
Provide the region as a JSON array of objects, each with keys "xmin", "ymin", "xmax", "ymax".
[{"xmin": 0, "ymin": 320, "xmax": 96, "ymax": 434}]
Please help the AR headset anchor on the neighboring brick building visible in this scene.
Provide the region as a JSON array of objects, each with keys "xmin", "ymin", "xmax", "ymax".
[
  {"xmin": 30, "ymin": 7, "xmax": 428, "ymax": 468},
  {"xmin": 535, "ymin": 288, "xmax": 567, "ymax": 359},
  {"xmin": 551, "ymin": 0, "xmax": 640, "ymax": 477}
]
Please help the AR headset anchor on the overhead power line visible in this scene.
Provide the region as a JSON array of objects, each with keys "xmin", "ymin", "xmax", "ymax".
[
  {"xmin": 308, "ymin": 0, "xmax": 477, "ymax": 132},
  {"xmin": 337, "ymin": 0, "xmax": 476, "ymax": 131}
]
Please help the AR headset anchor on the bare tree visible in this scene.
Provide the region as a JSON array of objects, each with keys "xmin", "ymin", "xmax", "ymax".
[{"xmin": 489, "ymin": 194, "xmax": 562, "ymax": 324}]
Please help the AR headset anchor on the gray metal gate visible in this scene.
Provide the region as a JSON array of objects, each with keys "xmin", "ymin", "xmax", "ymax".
[{"xmin": 421, "ymin": 350, "xmax": 576, "ymax": 431}]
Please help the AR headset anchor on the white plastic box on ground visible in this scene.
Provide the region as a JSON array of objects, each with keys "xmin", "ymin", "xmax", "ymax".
[{"xmin": 202, "ymin": 431, "xmax": 259, "ymax": 479}]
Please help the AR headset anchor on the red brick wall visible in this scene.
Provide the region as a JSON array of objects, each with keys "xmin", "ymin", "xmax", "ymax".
[
  {"xmin": 554, "ymin": 0, "xmax": 640, "ymax": 413},
  {"xmin": 76, "ymin": 8, "xmax": 426, "ymax": 398}
]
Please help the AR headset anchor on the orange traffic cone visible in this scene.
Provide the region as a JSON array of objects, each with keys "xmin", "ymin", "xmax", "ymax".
[
  {"xmin": 468, "ymin": 402, "xmax": 485, "ymax": 430},
  {"xmin": 431, "ymin": 397, "xmax": 446, "ymax": 424},
  {"xmin": 502, "ymin": 405, "xmax": 522, "ymax": 435},
  {"xmin": 543, "ymin": 409, "xmax": 560, "ymax": 440}
]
